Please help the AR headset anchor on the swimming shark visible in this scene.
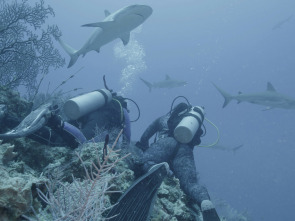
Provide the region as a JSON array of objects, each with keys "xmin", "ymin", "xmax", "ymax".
[
  {"xmin": 213, "ymin": 82, "xmax": 295, "ymax": 110},
  {"xmin": 272, "ymin": 15, "xmax": 293, "ymax": 30},
  {"xmin": 200, "ymin": 143, "xmax": 243, "ymax": 153},
  {"xmin": 57, "ymin": 5, "xmax": 153, "ymax": 68},
  {"xmin": 140, "ymin": 75, "xmax": 188, "ymax": 92}
]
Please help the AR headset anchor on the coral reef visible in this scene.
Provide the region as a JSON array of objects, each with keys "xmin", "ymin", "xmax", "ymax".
[
  {"xmin": 0, "ymin": 89, "xmax": 32, "ymax": 133},
  {"xmin": 0, "ymin": 89, "xmax": 249, "ymax": 220},
  {"xmin": 0, "ymin": 137, "xmax": 203, "ymax": 220},
  {"xmin": 0, "ymin": 141, "xmax": 47, "ymax": 220}
]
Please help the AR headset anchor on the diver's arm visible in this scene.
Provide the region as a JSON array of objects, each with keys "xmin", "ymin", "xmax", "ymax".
[{"xmin": 139, "ymin": 117, "xmax": 161, "ymax": 148}]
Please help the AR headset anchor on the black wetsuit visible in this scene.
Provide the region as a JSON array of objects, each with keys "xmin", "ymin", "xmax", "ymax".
[{"xmin": 138, "ymin": 114, "xmax": 210, "ymax": 206}]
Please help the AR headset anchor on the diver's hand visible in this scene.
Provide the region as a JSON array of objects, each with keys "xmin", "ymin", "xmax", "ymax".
[
  {"xmin": 46, "ymin": 113, "xmax": 64, "ymax": 130},
  {"xmin": 135, "ymin": 141, "xmax": 149, "ymax": 151}
]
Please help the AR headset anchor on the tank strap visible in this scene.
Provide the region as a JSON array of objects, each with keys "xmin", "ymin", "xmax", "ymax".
[
  {"xmin": 97, "ymin": 89, "xmax": 109, "ymax": 105},
  {"xmin": 112, "ymin": 98, "xmax": 124, "ymax": 123},
  {"xmin": 185, "ymin": 112, "xmax": 204, "ymax": 128},
  {"xmin": 192, "ymin": 106, "xmax": 204, "ymax": 119},
  {"xmin": 123, "ymin": 108, "xmax": 131, "ymax": 143}
]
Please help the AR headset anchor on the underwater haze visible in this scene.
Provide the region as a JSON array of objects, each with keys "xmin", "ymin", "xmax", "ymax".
[{"xmin": 46, "ymin": 0, "xmax": 295, "ymax": 220}]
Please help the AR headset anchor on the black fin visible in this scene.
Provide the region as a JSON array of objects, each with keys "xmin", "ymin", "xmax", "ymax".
[{"xmin": 107, "ymin": 162, "xmax": 168, "ymax": 220}]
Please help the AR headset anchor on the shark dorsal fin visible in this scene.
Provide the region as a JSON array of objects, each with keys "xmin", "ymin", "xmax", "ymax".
[
  {"xmin": 120, "ymin": 32, "xmax": 130, "ymax": 46},
  {"xmin": 165, "ymin": 75, "xmax": 171, "ymax": 80},
  {"xmin": 267, "ymin": 82, "xmax": 276, "ymax": 92},
  {"xmin": 104, "ymin": 10, "xmax": 111, "ymax": 17},
  {"xmin": 81, "ymin": 21, "xmax": 114, "ymax": 29}
]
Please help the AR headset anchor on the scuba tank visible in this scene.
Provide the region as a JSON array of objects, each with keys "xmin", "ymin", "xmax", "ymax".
[
  {"xmin": 173, "ymin": 106, "xmax": 205, "ymax": 144},
  {"xmin": 63, "ymin": 89, "xmax": 112, "ymax": 120}
]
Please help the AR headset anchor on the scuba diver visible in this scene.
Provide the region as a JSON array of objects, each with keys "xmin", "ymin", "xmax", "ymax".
[
  {"xmin": 134, "ymin": 97, "xmax": 221, "ymax": 221},
  {"xmin": 0, "ymin": 77, "xmax": 137, "ymax": 149}
]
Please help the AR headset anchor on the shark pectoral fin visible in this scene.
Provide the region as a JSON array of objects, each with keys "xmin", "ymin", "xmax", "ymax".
[
  {"xmin": 120, "ymin": 32, "xmax": 130, "ymax": 45},
  {"xmin": 81, "ymin": 21, "xmax": 114, "ymax": 29},
  {"xmin": 104, "ymin": 10, "xmax": 111, "ymax": 17}
]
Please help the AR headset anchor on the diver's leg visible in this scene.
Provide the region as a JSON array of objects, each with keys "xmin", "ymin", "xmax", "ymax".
[
  {"xmin": 171, "ymin": 144, "xmax": 210, "ymax": 205},
  {"xmin": 140, "ymin": 137, "xmax": 178, "ymax": 173},
  {"xmin": 171, "ymin": 144, "xmax": 220, "ymax": 221}
]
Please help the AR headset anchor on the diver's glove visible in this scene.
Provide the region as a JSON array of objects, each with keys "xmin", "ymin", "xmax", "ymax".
[
  {"xmin": 135, "ymin": 141, "xmax": 149, "ymax": 151},
  {"xmin": 201, "ymin": 200, "xmax": 220, "ymax": 221},
  {"xmin": 46, "ymin": 113, "xmax": 64, "ymax": 131},
  {"xmin": 45, "ymin": 104, "xmax": 64, "ymax": 130}
]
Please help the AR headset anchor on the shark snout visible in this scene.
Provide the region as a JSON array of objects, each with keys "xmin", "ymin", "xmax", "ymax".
[{"xmin": 131, "ymin": 5, "xmax": 153, "ymax": 20}]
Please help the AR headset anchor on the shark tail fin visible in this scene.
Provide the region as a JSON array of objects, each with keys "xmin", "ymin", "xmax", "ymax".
[
  {"xmin": 57, "ymin": 37, "xmax": 79, "ymax": 68},
  {"xmin": 212, "ymin": 82, "xmax": 233, "ymax": 108},
  {"xmin": 140, "ymin": 78, "xmax": 153, "ymax": 92}
]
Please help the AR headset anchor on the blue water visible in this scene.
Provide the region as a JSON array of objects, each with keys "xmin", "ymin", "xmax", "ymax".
[{"xmin": 46, "ymin": 0, "xmax": 295, "ymax": 220}]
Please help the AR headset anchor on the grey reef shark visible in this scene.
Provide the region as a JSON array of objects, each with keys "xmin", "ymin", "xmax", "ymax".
[
  {"xmin": 57, "ymin": 5, "xmax": 153, "ymax": 68},
  {"xmin": 213, "ymin": 82, "xmax": 295, "ymax": 110},
  {"xmin": 272, "ymin": 15, "xmax": 293, "ymax": 30},
  {"xmin": 140, "ymin": 75, "xmax": 188, "ymax": 92},
  {"xmin": 201, "ymin": 143, "xmax": 244, "ymax": 153}
]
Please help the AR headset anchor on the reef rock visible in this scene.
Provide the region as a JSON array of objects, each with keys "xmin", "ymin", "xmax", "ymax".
[
  {"xmin": 0, "ymin": 88, "xmax": 32, "ymax": 133},
  {"xmin": 0, "ymin": 89, "xmax": 249, "ymax": 220},
  {"xmin": 0, "ymin": 143, "xmax": 46, "ymax": 220}
]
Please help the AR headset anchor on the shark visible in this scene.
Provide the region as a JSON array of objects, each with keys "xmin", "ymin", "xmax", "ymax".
[
  {"xmin": 200, "ymin": 143, "xmax": 243, "ymax": 153},
  {"xmin": 57, "ymin": 5, "xmax": 153, "ymax": 68},
  {"xmin": 213, "ymin": 82, "xmax": 295, "ymax": 110},
  {"xmin": 140, "ymin": 75, "xmax": 187, "ymax": 92},
  {"xmin": 272, "ymin": 15, "xmax": 293, "ymax": 30}
]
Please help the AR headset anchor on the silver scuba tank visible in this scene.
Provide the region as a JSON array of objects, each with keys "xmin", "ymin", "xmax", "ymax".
[
  {"xmin": 63, "ymin": 89, "xmax": 112, "ymax": 120},
  {"xmin": 173, "ymin": 106, "xmax": 205, "ymax": 144}
]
